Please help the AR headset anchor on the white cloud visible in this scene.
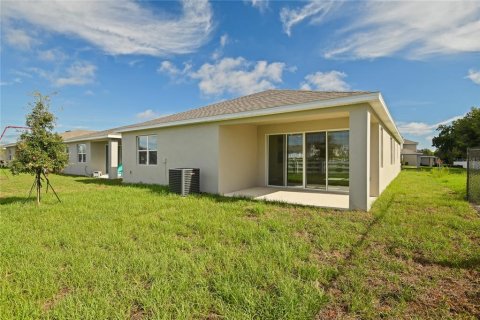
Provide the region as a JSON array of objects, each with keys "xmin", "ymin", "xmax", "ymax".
[
  {"xmin": 54, "ymin": 61, "xmax": 96, "ymax": 86},
  {"xmin": 190, "ymin": 57, "xmax": 286, "ymax": 96},
  {"xmin": 0, "ymin": 78, "xmax": 22, "ymax": 86},
  {"xmin": 136, "ymin": 109, "xmax": 162, "ymax": 120},
  {"xmin": 212, "ymin": 34, "xmax": 230, "ymax": 60},
  {"xmin": 127, "ymin": 60, "xmax": 142, "ymax": 67},
  {"xmin": 398, "ymin": 115, "xmax": 464, "ymax": 136},
  {"xmin": 158, "ymin": 61, "xmax": 182, "ymax": 76},
  {"xmin": 300, "ymin": 71, "xmax": 350, "ymax": 91},
  {"xmin": 280, "ymin": 0, "xmax": 337, "ymax": 36},
  {"xmin": 466, "ymin": 69, "xmax": 480, "ymax": 85},
  {"xmin": 220, "ymin": 34, "xmax": 229, "ymax": 48},
  {"xmin": 38, "ymin": 48, "xmax": 67, "ymax": 62},
  {"xmin": 246, "ymin": 0, "xmax": 269, "ymax": 13},
  {"xmin": 30, "ymin": 61, "xmax": 97, "ymax": 87},
  {"xmin": 158, "ymin": 57, "xmax": 291, "ymax": 96},
  {"xmin": 84, "ymin": 90, "xmax": 94, "ymax": 96},
  {"xmin": 157, "ymin": 60, "xmax": 192, "ymax": 78},
  {"xmin": 324, "ymin": 1, "xmax": 480, "ymax": 59},
  {"xmin": 4, "ymin": 27, "xmax": 38, "ymax": 50},
  {"xmin": 1, "ymin": 0, "xmax": 213, "ymax": 56}
]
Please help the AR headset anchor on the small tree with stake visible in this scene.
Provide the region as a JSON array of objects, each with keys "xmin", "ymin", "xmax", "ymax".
[{"xmin": 10, "ymin": 92, "xmax": 68, "ymax": 205}]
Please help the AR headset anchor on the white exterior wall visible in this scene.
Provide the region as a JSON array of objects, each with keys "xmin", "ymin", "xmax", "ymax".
[
  {"xmin": 218, "ymin": 125, "xmax": 258, "ymax": 194},
  {"xmin": 349, "ymin": 106, "xmax": 371, "ymax": 210},
  {"xmin": 402, "ymin": 154, "xmax": 419, "ymax": 167},
  {"xmin": 378, "ymin": 124, "xmax": 402, "ymax": 194},
  {"xmin": 63, "ymin": 142, "xmax": 91, "ymax": 176},
  {"xmin": 5, "ymin": 146, "xmax": 16, "ymax": 163},
  {"xmin": 63, "ymin": 141, "xmax": 106, "ymax": 176},
  {"xmin": 121, "ymin": 123, "xmax": 220, "ymax": 193}
]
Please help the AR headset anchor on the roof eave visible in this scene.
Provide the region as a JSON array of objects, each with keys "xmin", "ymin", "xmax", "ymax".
[
  {"xmin": 64, "ymin": 133, "xmax": 121, "ymax": 143},
  {"xmin": 118, "ymin": 92, "xmax": 403, "ymax": 143},
  {"xmin": 370, "ymin": 92, "xmax": 404, "ymax": 144}
]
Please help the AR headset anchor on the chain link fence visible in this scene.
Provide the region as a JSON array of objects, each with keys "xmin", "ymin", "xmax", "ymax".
[{"xmin": 467, "ymin": 148, "xmax": 480, "ymax": 204}]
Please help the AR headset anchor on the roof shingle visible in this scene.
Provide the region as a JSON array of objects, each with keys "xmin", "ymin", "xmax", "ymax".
[{"xmin": 120, "ymin": 89, "xmax": 372, "ymax": 131}]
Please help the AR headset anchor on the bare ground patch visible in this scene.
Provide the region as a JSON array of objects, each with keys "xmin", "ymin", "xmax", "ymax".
[{"xmin": 42, "ymin": 287, "xmax": 71, "ymax": 312}]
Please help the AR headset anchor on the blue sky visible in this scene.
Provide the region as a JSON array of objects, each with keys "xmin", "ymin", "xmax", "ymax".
[{"xmin": 1, "ymin": 0, "xmax": 479, "ymax": 148}]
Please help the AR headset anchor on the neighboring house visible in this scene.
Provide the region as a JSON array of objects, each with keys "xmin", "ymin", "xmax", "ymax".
[
  {"xmin": 0, "ymin": 128, "xmax": 123, "ymax": 179},
  {"xmin": 401, "ymin": 139, "xmax": 422, "ymax": 167},
  {"xmin": 401, "ymin": 139, "xmax": 437, "ymax": 167},
  {"xmin": 1, "ymin": 129, "xmax": 95, "ymax": 166},
  {"xmin": 118, "ymin": 90, "xmax": 403, "ymax": 211},
  {"xmin": 63, "ymin": 129, "xmax": 122, "ymax": 179},
  {"xmin": 3, "ymin": 142, "xmax": 17, "ymax": 163}
]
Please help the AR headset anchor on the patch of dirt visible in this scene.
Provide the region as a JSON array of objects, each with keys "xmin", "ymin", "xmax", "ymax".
[
  {"xmin": 42, "ymin": 287, "xmax": 71, "ymax": 312},
  {"xmin": 471, "ymin": 204, "xmax": 480, "ymax": 214},
  {"xmin": 310, "ymin": 249, "xmax": 346, "ymax": 266},
  {"xmin": 130, "ymin": 301, "xmax": 151, "ymax": 320},
  {"xmin": 204, "ymin": 311, "xmax": 224, "ymax": 319},
  {"xmin": 405, "ymin": 263, "xmax": 480, "ymax": 318},
  {"xmin": 316, "ymin": 238, "xmax": 480, "ymax": 319}
]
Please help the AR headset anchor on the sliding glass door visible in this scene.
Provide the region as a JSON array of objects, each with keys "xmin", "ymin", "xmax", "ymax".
[
  {"xmin": 287, "ymin": 134, "xmax": 303, "ymax": 187},
  {"xmin": 268, "ymin": 130, "xmax": 349, "ymax": 192},
  {"xmin": 327, "ymin": 131, "xmax": 349, "ymax": 191},
  {"xmin": 306, "ymin": 132, "xmax": 327, "ymax": 189},
  {"xmin": 268, "ymin": 135, "xmax": 285, "ymax": 186}
]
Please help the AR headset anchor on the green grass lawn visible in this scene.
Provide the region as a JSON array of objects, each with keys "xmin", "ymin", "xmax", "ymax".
[{"xmin": 1, "ymin": 168, "xmax": 479, "ymax": 319}]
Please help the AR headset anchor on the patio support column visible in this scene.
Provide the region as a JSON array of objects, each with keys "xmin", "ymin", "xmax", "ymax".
[
  {"xmin": 370, "ymin": 122, "xmax": 380, "ymax": 197},
  {"xmin": 108, "ymin": 139, "xmax": 118, "ymax": 179},
  {"xmin": 349, "ymin": 106, "xmax": 371, "ymax": 211}
]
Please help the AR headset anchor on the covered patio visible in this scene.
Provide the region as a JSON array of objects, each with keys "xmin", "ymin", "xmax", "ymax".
[{"xmin": 217, "ymin": 100, "xmax": 400, "ymax": 211}]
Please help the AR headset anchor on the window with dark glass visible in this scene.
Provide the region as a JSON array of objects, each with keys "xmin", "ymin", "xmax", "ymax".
[
  {"xmin": 137, "ymin": 135, "xmax": 157, "ymax": 165},
  {"xmin": 77, "ymin": 144, "xmax": 86, "ymax": 163}
]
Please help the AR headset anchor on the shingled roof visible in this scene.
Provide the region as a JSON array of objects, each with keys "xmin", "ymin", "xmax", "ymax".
[
  {"xmin": 119, "ymin": 90, "xmax": 372, "ymax": 131},
  {"xmin": 60, "ymin": 130, "xmax": 97, "ymax": 140},
  {"xmin": 63, "ymin": 127, "xmax": 122, "ymax": 142}
]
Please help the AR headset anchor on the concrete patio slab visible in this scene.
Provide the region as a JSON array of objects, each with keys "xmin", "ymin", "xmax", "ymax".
[{"xmin": 224, "ymin": 187, "xmax": 350, "ymax": 209}]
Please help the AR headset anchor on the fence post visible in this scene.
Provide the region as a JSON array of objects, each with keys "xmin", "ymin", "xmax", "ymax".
[{"xmin": 467, "ymin": 148, "xmax": 470, "ymax": 201}]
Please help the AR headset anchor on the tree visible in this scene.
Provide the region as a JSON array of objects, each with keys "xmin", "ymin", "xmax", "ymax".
[
  {"xmin": 432, "ymin": 107, "xmax": 480, "ymax": 163},
  {"xmin": 10, "ymin": 92, "xmax": 68, "ymax": 205},
  {"xmin": 418, "ymin": 148, "xmax": 434, "ymax": 156}
]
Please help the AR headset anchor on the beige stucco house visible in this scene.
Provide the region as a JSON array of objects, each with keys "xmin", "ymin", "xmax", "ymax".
[
  {"xmin": 1, "ymin": 130, "xmax": 95, "ymax": 164},
  {"xmin": 62, "ymin": 129, "xmax": 122, "ymax": 179},
  {"xmin": 401, "ymin": 139, "xmax": 437, "ymax": 167},
  {"xmin": 0, "ymin": 130, "xmax": 123, "ymax": 177},
  {"xmin": 118, "ymin": 90, "xmax": 403, "ymax": 211}
]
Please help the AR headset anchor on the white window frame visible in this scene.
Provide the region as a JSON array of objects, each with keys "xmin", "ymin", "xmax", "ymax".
[
  {"xmin": 137, "ymin": 135, "xmax": 157, "ymax": 166},
  {"xmin": 77, "ymin": 144, "xmax": 86, "ymax": 163}
]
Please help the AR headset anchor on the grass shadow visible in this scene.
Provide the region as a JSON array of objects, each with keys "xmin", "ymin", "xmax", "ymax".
[
  {"xmin": 74, "ymin": 177, "xmax": 341, "ymax": 210},
  {"xmin": 413, "ymin": 255, "xmax": 480, "ymax": 270},
  {"xmin": 318, "ymin": 194, "xmax": 395, "ymax": 313},
  {"xmin": 0, "ymin": 196, "xmax": 35, "ymax": 205}
]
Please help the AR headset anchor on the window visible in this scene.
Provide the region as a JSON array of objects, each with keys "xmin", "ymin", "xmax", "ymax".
[
  {"xmin": 390, "ymin": 138, "xmax": 394, "ymax": 165},
  {"xmin": 137, "ymin": 135, "xmax": 157, "ymax": 165},
  {"xmin": 77, "ymin": 144, "xmax": 86, "ymax": 163},
  {"xmin": 380, "ymin": 127, "xmax": 384, "ymax": 168}
]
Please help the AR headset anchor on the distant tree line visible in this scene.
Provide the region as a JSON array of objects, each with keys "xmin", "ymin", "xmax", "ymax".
[{"xmin": 433, "ymin": 107, "xmax": 480, "ymax": 164}]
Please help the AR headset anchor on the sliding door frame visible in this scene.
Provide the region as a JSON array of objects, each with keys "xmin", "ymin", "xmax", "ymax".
[{"xmin": 266, "ymin": 128, "xmax": 349, "ymax": 192}]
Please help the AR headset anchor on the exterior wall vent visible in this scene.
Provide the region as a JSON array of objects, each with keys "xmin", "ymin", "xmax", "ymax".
[{"xmin": 169, "ymin": 168, "xmax": 200, "ymax": 196}]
